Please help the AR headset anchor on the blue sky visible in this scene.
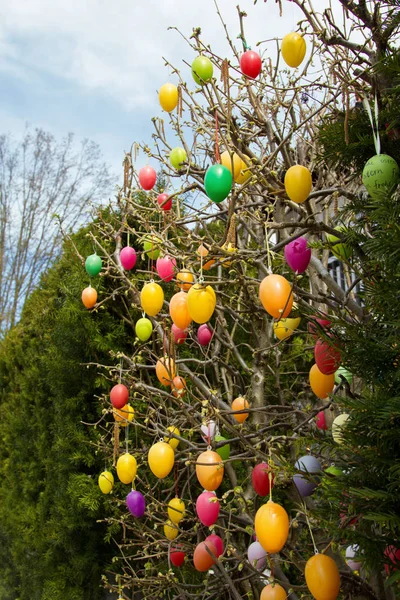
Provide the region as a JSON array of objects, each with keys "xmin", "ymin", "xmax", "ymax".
[{"xmin": 0, "ymin": 0, "xmax": 329, "ymax": 180}]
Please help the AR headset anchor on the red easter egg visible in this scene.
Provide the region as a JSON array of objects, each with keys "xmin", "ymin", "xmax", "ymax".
[
  {"xmin": 196, "ymin": 491, "xmax": 220, "ymax": 526},
  {"xmin": 240, "ymin": 50, "xmax": 262, "ymax": 79},
  {"xmin": 171, "ymin": 324, "xmax": 188, "ymax": 344},
  {"xmin": 193, "ymin": 541, "xmax": 217, "ymax": 572},
  {"xmin": 205, "ymin": 534, "xmax": 224, "ymax": 557},
  {"xmin": 315, "ymin": 338, "xmax": 341, "ymax": 375},
  {"xmin": 384, "ymin": 545, "xmax": 400, "ymax": 574},
  {"xmin": 139, "ymin": 166, "xmax": 157, "ymax": 190},
  {"xmin": 316, "ymin": 410, "xmax": 328, "ymax": 430},
  {"xmin": 110, "ymin": 383, "xmax": 129, "ymax": 409},
  {"xmin": 170, "ymin": 548, "xmax": 185, "ymax": 567},
  {"xmin": 308, "ymin": 317, "xmax": 332, "ymax": 339},
  {"xmin": 252, "ymin": 463, "xmax": 274, "ymax": 496},
  {"xmin": 157, "ymin": 193, "xmax": 172, "ymax": 211},
  {"xmin": 120, "ymin": 246, "xmax": 137, "ymax": 270}
]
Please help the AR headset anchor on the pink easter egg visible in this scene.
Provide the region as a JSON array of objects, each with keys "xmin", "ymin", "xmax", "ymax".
[
  {"xmin": 197, "ymin": 324, "xmax": 213, "ymax": 346},
  {"xmin": 196, "ymin": 491, "xmax": 220, "ymax": 526},
  {"xmin": 120, "ymin": 246, "xmax": 137, "ymax": 270},
  {"xmin": 172, "ymin": 324, "xmax": 188, "ymax": 345},
  {"xmin": 156, "ymin": 256, "xmax": 176, "ymax": 282},
  {"xmin": 138, "ymin": 166, "xmax": 157, "ymax": 190},
  {"xmin": 205, "ymin": 533, "xmax": 224, "ymax": 557},
  {"xmin": 284, "ymin": 237, "xmax": 311, "ymax": 273}
]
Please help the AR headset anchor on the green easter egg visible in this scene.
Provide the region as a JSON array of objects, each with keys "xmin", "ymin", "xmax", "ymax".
[
  {"xmin": 325, "ymin": 465, "xmax": 343, "ymax": 477},
  {"xmin": 215, "ymin": 435, "xmax": 230, "ymax": 461},
  {"xmin": 85, "ymin": 254, "xmax": 102, "ymax": 277},
  {"xmin": 143, "ymin": 235, "xmax": 161, "ymax": 260},
  {"xmin": 135, "ymin": 318, "xmax": 153, "ymax": 342},
  {"xmin": 191, "ymin": 56, "xmax": 213, "ymax": 85},
  {"xmin": 204, "ymin": 164, "xmax": 232, "ymax": 203},
  {"xmin": 325, "ymin": 226, "xmax": 352, "ymax": 261},
  {"xmin": 334, "ymin": 367, "xmax": 353, "ymax": 385},
  {"xmin": 170, "ymin": 147, "xmax": 187, "ymax": 170},
  {"xmin": 362, "ymin": 154, "xmax": 399, "ymax": 199}
]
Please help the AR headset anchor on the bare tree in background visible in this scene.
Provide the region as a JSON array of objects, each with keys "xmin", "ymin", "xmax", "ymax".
[{"xmin": 0, "ymin": 128, "xmax": 114, "ymax": 334}]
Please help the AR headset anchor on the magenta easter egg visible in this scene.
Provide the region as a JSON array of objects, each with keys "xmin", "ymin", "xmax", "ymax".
[
  {"xmin": 139, "ymin": 166, "xmax": 157, "ymax": 190},
  {"xmin": 197, "ymin": 324, "xmax": 213, "ymax": 346},
  {"xmin": 284, "ymin": 237, "xmax": 311, "ymax": 273},
  {"xmin": 156, "ymin": 256, "xmax": 176, "ymax": 282},
  {"xmin": 205, "ymin": 534, "xmax": 224, "ymax": 557},
  {"xmin": 196, "ymin": 491, "xmax": 220, "ymax": 526},
  {"xmin": 157, "ymin": 193, "xmax": 172, "ymax": 211},
  {"xmin": 126, "ymin": 490, "xmax": 146, "ymax": 518},
  {"xmin": 120, "ymin": 246, "xmax": 137, "ymax": 270}
]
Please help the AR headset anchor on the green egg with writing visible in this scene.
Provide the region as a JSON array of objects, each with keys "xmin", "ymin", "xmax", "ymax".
[{"xmin": 362, "ymin": 154, "xmax": 399, "ymax": 199}]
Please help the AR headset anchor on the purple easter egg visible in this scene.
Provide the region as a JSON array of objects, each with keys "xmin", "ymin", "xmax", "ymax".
[
  {"xmin": 284, "ymin": 237, "xmax": 311, "ymax": 273},
  {"xmin": 293, "ymin": 455, "xmax": 321, "ymax": 497},
  {"xmin": 197, "ymin": 324, "xmax": 213, "ymax": 346},
  {"xmin": 126, "ymin": 490, "xmax": 146, "ymax": 518},
  {"xmin": 247, "ymin": 541, "xmax": 267, "ymax": 570},
  {"xmin": 120, "ymin": 246, "xmax": 137, "ymax": 270}
]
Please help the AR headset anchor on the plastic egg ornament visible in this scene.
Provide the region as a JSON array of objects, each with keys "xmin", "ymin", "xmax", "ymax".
[
  {"xmin": 169, "ymin": 291, "xmax": 192, "ymax": 330},
  {"xmin": 214, "ymin": 435, "xmax": 230, "ymax": 461},
  {"xmin": 176, "ymin": 269, "xmax": 194, "ymax": 291},
  {"xmin": 192, "ymin": 56, "xmax": 213, "ymax": 85},
  {"xmin": 236, "ymin": 157, "xmax": 251, "ymax": 184},
  {"xmin": 171, "ymin": 323, "xmax": 188, "ymax": 345},
  {"xmin": 284, "ymin": 165, "xmax": 312, "ymax": 203},
  {"xmin": 196, "ymin": 491, "xmax": 220, "ymax": 526},
  {"xmin": 81, "ymin": 286, "xmax": 97, "ymax": 309},
  {"xmin": 248, "ymin": 541, "xmax": 267, "ymax": 571},
  {"xmin": 171, "ymin": 375, "xmax": 186, "ymax": 399},
  {"xmin": 240, "ymin": 50, "xmax": 262, "ymax": 79},
  {"xmin": 309, "ymin": 364, "xmax": 335, "ymax": 399},
  {"xmin": 120, "ymin": 246, "xmax": 137, "ymax": 270},
  {"xmin": 384, "ymin": 545, "xmax": 400, "ymax": 574},
  {"xmin": 260, "ymin": 583, "xmax": 287, "ymax": 600},
  {"xmin": 193, "ymin": 541, "xmax": 217, "ymax": 572},
  {"xmin": 255, "ymin": 500, "xmax": 289, "ymax": 554},
  {"xmin": 98, "ymin": 471, "xmax": 114, "ymax": 494},
  {"xmin": 196, "ymin": 450, "xmax": 224, "ymax": 491},
  {"xmin": 232, "ymin": 396, "xmax": 249, "ymax": 423},
  {"xmin": 170, "ymin": 547, "xmax": 185, "ymax": 567},
  {"xmin": 168, "ymin": 497, "xmax": 185, "ymax": 524},
  {"xmin": 305, "ymin": 553, "xmax": 340, "ymax": 600},
  {"xmin": 197, "ymin": 323, "xmax": 213, "ymax": 346},
  {"xmin": 308, "ymin": 316, "xmax": 332, "ymax": 340},
  {"xmin": 148, "ymin": 441, "xmax": 175, "ymax": 478},
  {"xmin": 156, "ymin": 356, "xmax": 176, "ymax": 386},
  {"xmin": 170, "ymin": 147, "xmax": 187, "ymax": 170},
  {"xmin": 126, "ymin": 490, "xmax": 146, "ymax": 518},
  {"xmin": 315, "ymin": 338, "xmax": 341, "ymax": 375},
  {"xmin": 221, "ymin": 150, "xmax": 242, "ymax": 180},
  {"xmin": 274, "ymin": 317, "xmax": 301, "ymax": 341},
  {"xmin": 197, "ymin": 243, "xmax": 216, "ymax": 270},
  {"xmin": 110, "ymin": 383, "xmax": 129, "ymax": 409},
  {"xmin": 293, "ymin": 455, "xmax": 321, "ymax": 497},
  {"xmin": 143, "ymin": 235, "xmax": 162, "ymax": 260},
  {"xmin": 164, "ymin": 425, "xmax": 180, "ymax": 450},
  {"xmin": 85, "ymin": 254, "xmax": 102, "ymax": 277},
  {"xmin": 138, "ymin": 166, "xmax": 157, "ymax": 191},
  {"xmin": 325, "ymin": 227, "xmax": 352, "ymax": 261},
  {"xmin": 187, "ymin": 284, "xmax": 216, "ymax": 324},
  {"xmin": 346, "ymin": 545, "xmax": 362, "ymax": 571},
  {"xmin": 362, "ymin": 154, "xmax": 399, "ymax": 200},
  {"xmin": 205, "ymin": 534, "xmax": 224, "ymax": 557},
  {"xmin": 316, "ymin": 410, "xmax": 328, "ymax": 431},
  {"xmin": 157, "ymin": 192, "xmax": 172, "ymax": 211},
  {"xmin": 113, "ymin": 404, "xmax": 134, "ymax": 427},
  {"xmin": 281, "ymin": 32, "xmax": 306, "ymax": 67},
  {"xmin": 335, "ymin": 367, "xmax": 353, "ymax": 385},
  {"xmin": 284, "ymin": 237, "xmax": 311, "ymax": 273},
  {"xmin": 259, "ymin": 274, "xmax": 293, "ymax": 318},
  {"xmin": 252, "ymin": 463, "xmax": 274, "ymax": 496},
  {"xmin": 164, "ymin": 520, "xmax": 178, "ymax": 541},
  {"xmin": 116, "ymin": 453, "xmax": 137, "ymax": 484},
  {"xmin": 204, "ymin": 164, "xmax": 232, "ymax": 203},
  {"xmin": 201, "ymin": 420, "xmax": 217, "ymax": 442},
  {"xmin": 135, "ymin": 317, "xmax": 153, "ymax": 342},
  {"xmin": 332, "ymin": 413, "xmax": 350, "ymax": 444},
  {"xmin": 140, "ymin": 282, "xmax": 164, "ymax": 317},
  {"xmin": 156, "ymin": 255, "xmax": 176, "ymax": 282},
  {"xmin": 158, "ymin": 82, "xmax": 178, "ymax": 112}
]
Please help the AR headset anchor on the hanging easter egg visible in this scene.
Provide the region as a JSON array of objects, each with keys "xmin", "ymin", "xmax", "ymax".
[
  {"xmin": 170, "ymin": 547, "xmax": 185, "ymax": 567},
  {"xmin": 293, "ymin": 455, "xmax": 321, "ymax": 498},
  {"xmin": 259, "ymin": 274, "xmax": 293, "ymax": 318},
  {"xmin": 215, "ymin": 435, "xmax": 230, "ymax": 461},
  {"xmin": 316, "ymin": 410, "xmax": 328, "ymax": 431},
  {"xmin": 120, "ymin": 246, "xmax": 137, "ymax": 270},
  {"xmin": 201, "ymin": 420, "xmax": 217, "ymax": 442},
  {"xmin": 187, "ymin": 284, "xmax": 216, "ymax": 324},
  {"xmin": 159, "ymin": 82, "xmax": 179, "ymax": 112},
  {"xmin": 116, "ymin": 453, "xmax": 137, "ymax": 484},
  {"xmin": 135, "ymin": 317, "xmax": 153, "ymax": 342},
  {"xmin": 346, "ymin": 545, "xmax": 362, "ymax": 571},
  {"xmin": 308, "ymin": 316, "xmax": 332, "ymax": 339},
  {"xmin": 255, "ymin": 500, "xmax": 289, "ymax": 554},
  {"xmin": 197, "ymin": 323, "xmax": 213, "ymax": 346},
  {"xmin": 85, "ymin": 253, "xmax": 102, "ymax": 277},
  {"xmin": 197, "ymin": 243, "xmax": 216, "ymax": 271},
  {"xmin": 110, "ymin": 383, "xmax": 129, "ymax": 409},
  {"xmin": 164, "ymin": 520, "xmax": 178, "ymax": 541},
  {"xmin": 362, "ymin": 154, "xmax": 400, "ymax": 200},
  {"xmin": 171, "ymin": 375, "xmax": 186, "ymax": 399},
  {"xmin": 284, "ymin": 165, "xmax": 312, "ymax": 203},
  {"xmin": 126, "ymin": 490, "xmax": 146, "ymax": 518},
  {"xmin": 236, "ymin": 157, "xmax": 251, "ymax": 184},
  {"xmin": 196, "ymin": 491, "xmax": 220, "ymax": 526},
  {"xmin": 325, "ymin": 226, "xmax": 352, "ymax": 261},
  {"xmin": 171, "ymin": 323, "xmax": 188, "ymax": 345},
  {"xmin": 240, "ymin": 50, "xmax": 262, "ymax": 79},
  {"xmin": 332, "ymin": 413, "xmax": 350, "ymax": 444},
  {"xmin": 204, "ymin": 164, "xmax": 232, "ymax": 203},
  {"xmin": 248, "ymin": 541, "xmax": 267, "ymax": 571},
  {"xmin": 274, "ymin": 317, "xmax": 301, "ymax": 341},
  {"xmin": 148, "ymin": 441, "xmax": 175, "ymax": 478},
  {"xmin": 315, "ymin": 338, "xmax": 341, "ymax": 375},
  {"xmin": 221, "ymin": 150, "xmax": 242, "ymax": 180},
  {"xmin": 164, "ymin": 426, "xmax": 180, "ymax": 450},
  {"xmin": 384, "ymin": 545, "xmax": 400, "ymax": 574},
  {"xmin": 138, "ymin": 166, "xmax": 157, "ymax": 191},
  {"xmin": 221, "ymin": 241, "xmax": 237, "ymax": 268},
  {"xmin": 156, "ymin": 356, "xmax": 176, "ymax": 386},
  {"xmin": 170, "ymin": 147, "xmax": 187, "ymax": 170},
  {"xmin": 143, "ymin": 235, "xmax": 162, "ymax": 260},
  {"xmin": 113, "ymin": 404, "xmax": 134, "ymax": 427},
  {"xmin": 157, "ymin": 192, "xmax": 172, "ymax": 211},
  {"xmin": 196, "ymin": 450, "xmax": 224, "ymax": 491},
  {"xmin": 176, "ymin": 269, "xmax": 194, "ymax": 291},
  {"xmin": 140, "ymin": 282, "xmax": 164, "ymax": 317},
  {"xmin": 205, "ymin": 534, "xmax": 224, "ymax": 558},
  {"xmin": 232, "ymin": 396, "xmax": 250, "ymax": 423},
  {"xmin": 170, "ymin": 291, "xmax": 192, "ymax": 330},
  {"xmin": 168, "ymin": 497, "xmax": 185, "ymax": 524},
  {"xmin": 98, "ymin": 471, "xmax": 114, "ymax": 494},
  {"xmin": 281, "ymin": 32, "xmax": 306, "ymax": 67},
  {"xmin": 309, "ymin": 364, "xmax": 335, "ymax": 399},
  {"xmin": 305, "ymin": 553, "xmax": 340, "ymax": 600},
  {"xmin": 192, "ymin": 56, "xmax": 213, "ymax": 85},
  {"xmin": 325, "ymin": 465, "xmax": 343, "ymax": 478},
  {"xmin": 334, "ymin": 367, "xmax": 353, "ymax": 385},
  {"xmin": 156, "ymin": 255, "xmax": 176, "ymax": 282},
  {"xmin": 284, "ymin": 237, "xmax": 311, "ymax": 273},
  {"xmin": 252, "ymin": 463, "xmax": 275, "ymax": 497},
  {"xmin": 193, "ymin": 541, "xmax": 217, "ymax": 572},
  {"xmin": 81, "ymin": 286, "xmax": 98, "ymax": 309},
  {"xmin": 260, "ymin": 583, "xmax": 287, "ymax": 600}
]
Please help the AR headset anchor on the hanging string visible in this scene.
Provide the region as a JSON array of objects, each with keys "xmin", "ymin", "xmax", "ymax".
[
  {"xmin": 125, "ymin": 423, "xmax": 129, "ymax": 454},
  {"xmin": 174, "ymin": 464, "xmax": 179, "ymax": 498},
  {"xmin": 269, "ymin": 447, "xmax": 273, "ymax": 502},
  {"xmin": 303, "ymin": 501, "xmax": 318, "ymax": 554},
  {"xmin": 215, "ymin": 110, "xmax": 221, "ymax": 164},
  {"xmin": 119, "ymin": 360, "xmax": 122, "ymax": 384},
  {"xmin": 265, "ymin": 222, "xmax": 273, "ymax": 274},
  {"xmin": 113, "ymin": 422, "xmax": 120, "ymax": 466}
]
